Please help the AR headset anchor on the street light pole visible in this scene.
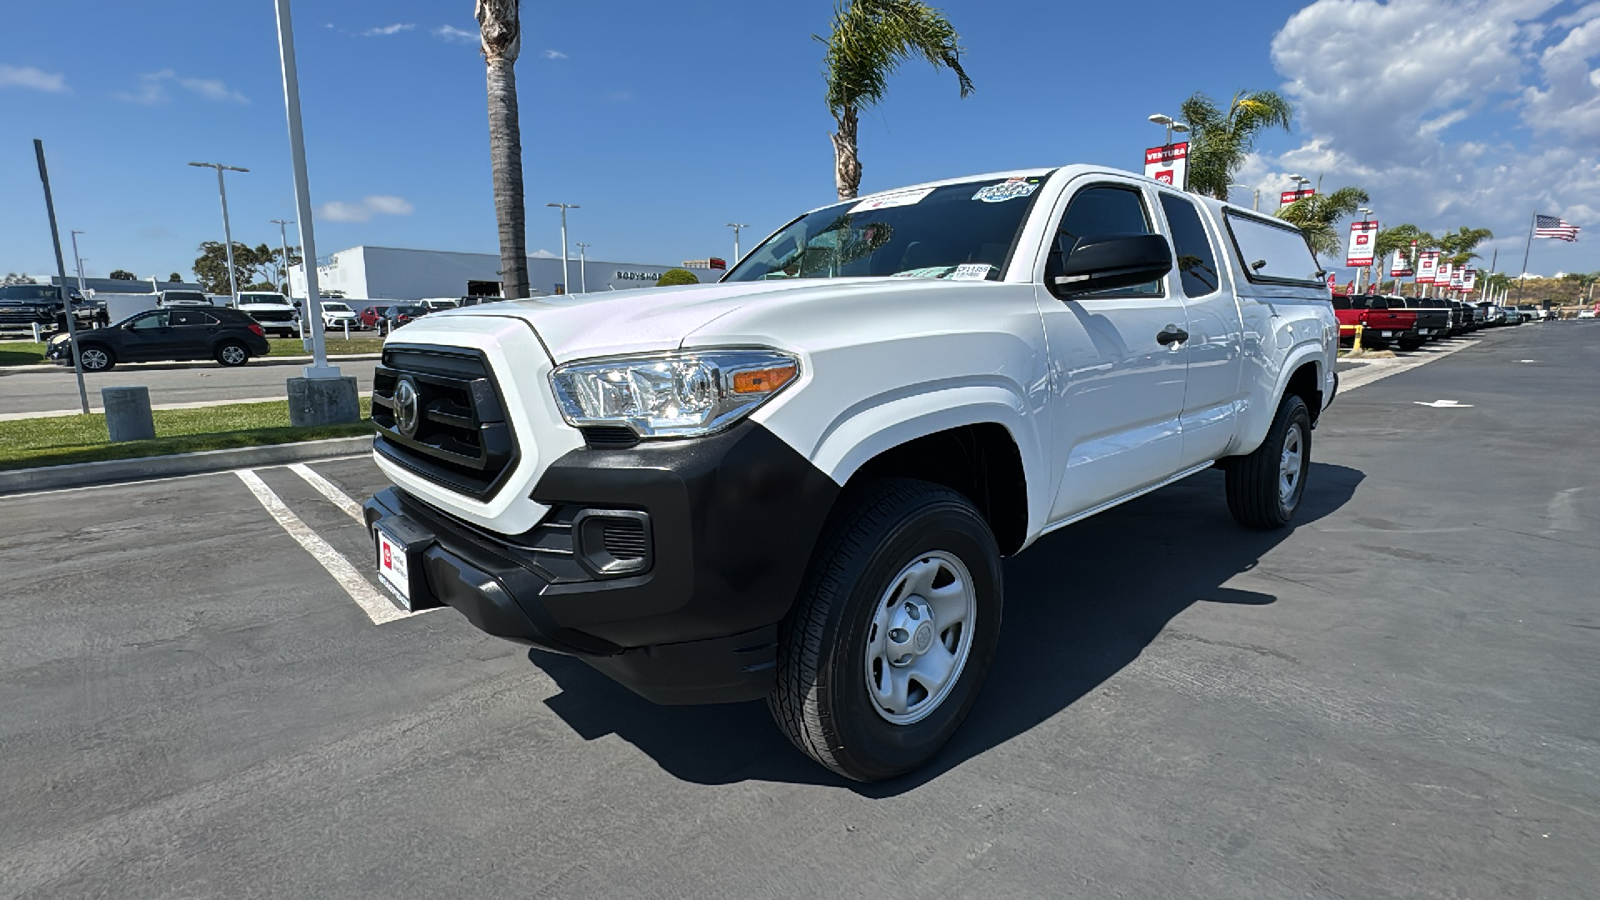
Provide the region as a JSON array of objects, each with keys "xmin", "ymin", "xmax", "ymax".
[
  {"xmin": 70, "ymin": 230, "xmax": 90, "ymax": 301},
  {"xmin": 1146, "ymin": 113, "xmax": 1189, "ymax": 148},
  {"xmin": 270, "ymin": 218, "xmax": 295, "ymax": 297},
  {"xmin": 546, "ymin": 203, "xmax": 579, "ymax": 294},
  {"xmin": 726, "ymin": 222, "xmax": 749, "ymax": 264},
  {"xmin": 1226, "ymin": 184, "xmax": 1260, "ymax": 211},
  {"xmin": 188, "ymin": 161, "xmax": 248, "ymax": 308},
  {"xmin": 575, "ymin": 242, "xmax": 589, "ymax": 293},
  {"xmin": 34, "ymin": 139, "xmax": 89, "ymax": 414}
]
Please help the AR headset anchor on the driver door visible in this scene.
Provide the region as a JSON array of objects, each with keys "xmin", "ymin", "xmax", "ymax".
[
  {"xmin": 1034, "ymin": 180, "xmax": 1189, "ymax": 521},
  {"xmin": 118, "ymin": 310, "xmax": 180, "ymax": 361}
]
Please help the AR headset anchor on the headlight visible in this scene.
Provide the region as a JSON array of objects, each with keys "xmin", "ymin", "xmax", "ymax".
[{"xmin": 551, "ymin": 349, "xmax": 800, "ymax": 438}]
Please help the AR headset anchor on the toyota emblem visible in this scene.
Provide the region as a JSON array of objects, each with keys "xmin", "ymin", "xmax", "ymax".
[{"xmin": 394, "ymin": 377, "xmax": 420, "ymax": 437}]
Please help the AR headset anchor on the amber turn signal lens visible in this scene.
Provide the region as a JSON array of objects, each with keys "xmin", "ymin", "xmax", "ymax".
[{"xmin": 731, "ymin": 364, "xmax": 797, "ymax": 394}]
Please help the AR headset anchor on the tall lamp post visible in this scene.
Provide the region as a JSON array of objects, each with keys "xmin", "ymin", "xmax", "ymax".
[
  {"xmin": 1226, "ymin": 183, "xmax": 1261, "ymax": 211},
  {"xmin": 575, "ymin": 242, "xmax": 590, "ymax": 294},
  {"xmin": 726, "ymin": 222, "xmax": 749, "ymax": 265},
  {"xmin": 269, "ymin": 218, "xmax": 295, "ymax": 297},
  {"xmin": 188, "ymin": 161, "xmax": 247, "ymax": 308},
  {"xmin": 546, "ymin": 202, "xmax": 579, "ymax": 294},
  {"xmin": 1147, "ymin": 113, "xmax": 1190, "ymax": 147}
]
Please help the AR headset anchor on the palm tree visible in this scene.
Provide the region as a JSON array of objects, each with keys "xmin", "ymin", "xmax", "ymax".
[
  {"xmin": 819, "ymin": 0, "xmax": 973, "ymax": 201},
  {"xmin": 1180, "ymin": 90, "xmax": 1294, "ymax": 200},
  {"xmin": 1276, "ymin": 185, "xmax": 1369, "ymax": 267},
  {"xmin": 477, "ymin": 0, "xmax": 529, "ymax": 299},
  {"xmin": 1436, "ymin": 226, "xmax": 1494, "ymax": 267}
]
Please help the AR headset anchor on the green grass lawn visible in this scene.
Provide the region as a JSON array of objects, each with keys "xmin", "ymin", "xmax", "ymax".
[
  {"xmin": 265, "ymin": 336, "xmax": 386, "ymax": 357},
  {"xmin": 0, "ymin": 398, "xmax": 374, "ymax": 471},
  {"xmin": 0, "ymin": 342, "xmax": 47, "ymax": 366}
]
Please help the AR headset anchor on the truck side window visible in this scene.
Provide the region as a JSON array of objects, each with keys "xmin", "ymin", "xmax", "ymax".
[
  {"xmin": 1046, "ymin": 185, "xmax": 1161, "ymax": 296},
  {"xmin": 1158, "ymin": 193, "xmax": 1219, "ymax": 297}
]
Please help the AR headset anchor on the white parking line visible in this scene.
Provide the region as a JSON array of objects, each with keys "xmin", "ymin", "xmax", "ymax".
[
  {"xmin": 289, "ymin": 463, "xmax": 365, "ymax": 523},
  {"xmin": 235, "ymin": 468, "xmax": 406, "ymax": 625}
]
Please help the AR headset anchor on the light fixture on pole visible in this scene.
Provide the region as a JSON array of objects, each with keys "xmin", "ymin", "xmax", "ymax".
[
  {"xmin": 188, "ymin": 161, "xmax": 248, "ymax": 308},
  {"xmin": 1147, "ymin": 113, "xmax": 1189, "ymax": 147},
  {"xmin": 270, "ymin": 219, "xmax": 295, "ymax": 297},
  {"xmin": 726, "ymin": 222, "xmax": 749, "ymax": 264},
  {"xmin": 1226, "ymin": 184, "xmax": 1261, "ymax": 211},
  {"xmin": 575, "ymin": 242, "xmax": 590, "ymax": 294},
  {"xmin": 546, "ymin": 202, "xmax": 579, "ymax": 294}
]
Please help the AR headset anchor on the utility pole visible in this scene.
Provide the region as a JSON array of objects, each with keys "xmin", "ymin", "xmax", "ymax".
[
  {"xmin": 34, "ymin": 140, "xmax": 89, "ymax": 413},
  {"xmin": 726, "ymin": 222, "xmax": 749, "ymax": 264},
  {"xmin": 270, "ymin": 219, "xmax": 295, "ymax": 296},
  {"xmin": 188, "ymin": 161, "xmax": 247, "ymax": 307},
  {"xmin": 546, "ymin": 202, "xmax": 579, "ymax": 294},
  {"xmin": 575, "ymin": 242, "xmax": 589, "ymax": 293}
]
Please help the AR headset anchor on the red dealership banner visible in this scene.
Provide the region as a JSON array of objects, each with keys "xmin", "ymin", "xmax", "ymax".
[
  {"xmin": 1279, "ymin": 188, "xmax": 1316, "ymax": 206},
  {"xmin": 1346, "ymin": 220, "xmax": 1379, "ymax": 268},
  {"xmin": 1143, "ymin": 142, "xmax": 1189, "ymax": 188},
  {"xmin": 1389, "ymin": 251, "xmax": 1413, "ymax": 278},
  {"xmin": 1416, "ymin": 251, "xmax": 1441, "ymax": 284}
]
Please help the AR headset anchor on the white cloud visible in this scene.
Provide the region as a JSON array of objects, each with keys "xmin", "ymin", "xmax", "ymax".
[
  {"xmin": 530, "ymin": 249, "xmax": 559, "ymax": 259},
  {"xmin": 318, "ymin": 195, "xmax": 415, "ymax": 223},
  {"xmin": 0, "ymin": 64, "xmax": 69, "ymax": 93},
  {"xmin": 435, "ymin": 24, "xmax": 477, "ymax": 44},
  {"xmin": 115, "ymin": 69, "xmax": 246, "ymax": 105},
  {"xmin": 1261, "ymin": 0, "xmax": 1600, "ymax": 269},
  {"xmin": 363, "ymin": 23, "xmax": 415, "ymax": 36},
  {"xmin": 542, "ymin": 49, "xmax": 569, "ymax": 59}
]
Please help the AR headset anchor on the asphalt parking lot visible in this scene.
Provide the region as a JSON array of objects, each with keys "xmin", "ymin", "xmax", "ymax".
[{"xmin": 2, "ymin": 323, "xmax": 1596, "ymax": 898}]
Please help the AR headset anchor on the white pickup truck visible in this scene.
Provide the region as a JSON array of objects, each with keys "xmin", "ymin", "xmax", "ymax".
[{"xmin": 364, "ymin": 165, "xmax": 1338, "ymax": 781}]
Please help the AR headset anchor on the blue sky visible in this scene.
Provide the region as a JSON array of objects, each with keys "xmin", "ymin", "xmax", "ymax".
[{"xmin": 4, "ymin": 0, "xmax": 1598, "ymax": 284}]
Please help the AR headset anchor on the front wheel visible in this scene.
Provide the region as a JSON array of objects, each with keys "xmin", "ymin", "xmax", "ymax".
[
  {"xmin": 78, "ymin": 345, "xmax": 114, "ymax": 372},
  {"xmin": 216, "ymin": 341, "xmax": 250, "ymax": 367},
  {"xmin": 768, "ymin": 479, "xmax": 1002, "ymax": 783},
  {"xmin": 1224, "ymin": 394, "xmax": 1312, "ymax": 529}
]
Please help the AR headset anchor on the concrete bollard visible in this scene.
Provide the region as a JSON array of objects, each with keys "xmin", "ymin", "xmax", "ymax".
[
  {"xmin": 287, "ymin": 376, "xmax": 361, "ymax": 426},
  {"xmin": 102, "ymin": 386, "xmax": 157, "ymax": 442}
]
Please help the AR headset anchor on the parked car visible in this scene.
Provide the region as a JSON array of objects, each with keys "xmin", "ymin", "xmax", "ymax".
[
  {"xmin": 418, "ymin": 298, "xmax": 461, "ymax": 312},
  {"xmin": 1332, "ymin": 294, "xmax": 1419, "ymax": 349},
  {"xmin": 1499, "ymin": 306, "xmax": 1524, "ymax": 325},
  {"xmin": 1516, "ymin": 304, "xmax": 1545, "ymax": 322},
  {"xmin": 239, "ymin": 290, "xmax": 290, "ymax": 307},
  {"xmin": 238, "ymin": 300, "xmax": 301, "ymax": 338},
  {"xmin": 380, "ymin": 304, "xmax": 429, "ymax": 330},
  {"xmin": 1385, "ymin": 295, "xmax": 1449, "ymax": 346},
  {"xmin": 46, "ymin": 306, "xmax": 270, "ymax": 371},
  {"xmin": 0, "ymin": 284, "xmax": 90, "ymax": 332},
  {"xmin": 157, "ymin": 290, "xmax": 213, "ymax": 307},
  {"xmin": 364, "ymin": 163, "xmax": 1339, "ymax": 782},
  {"xmin": 358, "ymin": 304, "xmax": 390, "ymax": 329},
  {"xmin": 319, "ymin": 300, "xmax": 361, "ymax": 331}
]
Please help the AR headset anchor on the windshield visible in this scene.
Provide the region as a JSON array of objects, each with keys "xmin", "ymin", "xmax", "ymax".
[
  {"xmin": 323, "ymin": 302, "xmax": 350, "ymax": 312},
  {"xmin": 723, "ymin": 174, "xmax": 1051, "ymax": 283},
  {"xmin": 1, "ymin": 286, "xmax": 60, "ymax": 302}
]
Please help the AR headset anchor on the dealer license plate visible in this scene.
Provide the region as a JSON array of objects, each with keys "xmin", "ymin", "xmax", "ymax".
[{"xmin": 375, "ymin": 527, "xmax": 411, "ymax": 609}]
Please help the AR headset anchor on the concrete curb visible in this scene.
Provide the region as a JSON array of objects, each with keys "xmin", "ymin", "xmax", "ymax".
[{"xmin": 0, "ymin": 435, "xmax": 374, "ymax": 496}]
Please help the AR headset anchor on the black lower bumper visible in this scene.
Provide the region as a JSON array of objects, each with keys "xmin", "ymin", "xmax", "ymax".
[{"xmin": 364, "ymin": 420, "xmax": 839, "ymax": 704}]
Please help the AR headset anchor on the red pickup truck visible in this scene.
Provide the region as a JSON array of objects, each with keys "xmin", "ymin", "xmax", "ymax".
[{"xmin": 1332, "ymin": 295, "xmax": 1421, "ymax": 350}]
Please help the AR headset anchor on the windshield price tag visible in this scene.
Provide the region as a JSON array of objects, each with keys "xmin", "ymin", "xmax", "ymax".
[
  {"xmin": 971, "ymin": 178, "xmax": 1039, "ymax": 203},
  {"xmin": 849, "ymin": 187, "xmax": 935, "ymax": 214},
  {"xmin": 950, "ymin": 264, "xmax": 993, "ymax": 281}
]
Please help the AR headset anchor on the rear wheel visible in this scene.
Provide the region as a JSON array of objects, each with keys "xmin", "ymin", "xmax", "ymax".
[
  {"xmin": 78, "ymin": 345, "xmax": 114, "ymax": 372},
  {"xmin": 216, "ymin": 341, "xmax": 250, "ymax": 367},
  {"xmin": 768, "ymin": 479, "xmax": 1002, "ymax": 783},
  {"xmin": 1225, "ymin": 394, "xmax": 1311, "ymax": 530}
]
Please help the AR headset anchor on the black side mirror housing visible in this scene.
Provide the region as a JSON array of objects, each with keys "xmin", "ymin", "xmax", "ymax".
[{"xmin": 1052, "ymin": 233, "xmax": 1173, "ymax": 297}]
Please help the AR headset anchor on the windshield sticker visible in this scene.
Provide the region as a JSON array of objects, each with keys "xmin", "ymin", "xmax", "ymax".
[
  {"xmin": 849, "ymin": 187, "xmax": 936, "ymax": 214},
  {"xmin": 949, "ymin": 264, "xmax": 994, "ymax": 281},
  {"xmin": 891, "ymin": 266, "xmax": 956, "ymax": 279},
  {"xmin": 971, "ymin": 178, "xmax": 1039, "ymax": 204}
]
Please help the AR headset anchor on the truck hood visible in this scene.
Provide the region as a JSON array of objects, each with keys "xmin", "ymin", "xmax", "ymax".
[{"xmin": 423, "ymin": 278, "xmax": 895, "ymax": 363}]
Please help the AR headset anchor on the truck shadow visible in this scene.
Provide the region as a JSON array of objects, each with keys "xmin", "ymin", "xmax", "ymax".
[{"xmin": 526, "ymin": 462, "xmax": 1364, "ymax": 793}]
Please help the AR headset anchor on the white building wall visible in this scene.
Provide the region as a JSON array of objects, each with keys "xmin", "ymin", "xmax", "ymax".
[{"xmin": 289, "ymin": 246, "xmax": 722, "ymax": 301}]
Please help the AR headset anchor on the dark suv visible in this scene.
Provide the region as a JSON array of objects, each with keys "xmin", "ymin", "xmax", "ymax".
[
  {"xmin": 0, "ymin": 284, "xmax": 90, "ymax": 331},
  {"xmin": 47, "ymin": 306, "xmax": 270, "ymax": 371}
]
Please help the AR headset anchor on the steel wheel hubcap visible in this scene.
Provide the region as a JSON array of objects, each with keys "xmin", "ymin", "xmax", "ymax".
[
  {"xmin": 1279, "ymin": 423, "xmax": 1304, "ymax": 507},
  {"xmin": 865, "ymin": 551, "xmax": 976, "ymax": 725}
]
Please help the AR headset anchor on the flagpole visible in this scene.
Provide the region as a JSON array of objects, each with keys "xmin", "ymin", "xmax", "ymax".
[{"xmin": 1516, "ymin": 211, "xmax": 1536, "ymax": 304}]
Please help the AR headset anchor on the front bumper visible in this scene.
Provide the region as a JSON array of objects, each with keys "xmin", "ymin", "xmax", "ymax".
[{"xmin": 364, "ymin": 419, "xmax": 839, "ymax": 704}]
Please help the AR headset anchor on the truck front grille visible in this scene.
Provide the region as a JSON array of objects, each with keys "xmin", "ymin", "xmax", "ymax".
[{"xmin": 372, "ymin": 345, "xmax": 519, "ymax": 500}]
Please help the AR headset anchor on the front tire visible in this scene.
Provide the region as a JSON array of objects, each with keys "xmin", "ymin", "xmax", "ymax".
[
  {"xmin": 768, "ymin": 479, "xmax": 1002, "ymax": 783},
  {"xmin": 216, "ymin": 341, "xmax": 250, "ymax": 367},
  {"xmin": 1225, "ymin": 394, "xmax": 1312, "ymax": 529},
  {"xmin": 78, "ymin": 345, "xmax": 114, "ymax": 372}
]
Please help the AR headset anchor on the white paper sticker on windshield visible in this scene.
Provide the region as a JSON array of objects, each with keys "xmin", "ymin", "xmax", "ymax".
[
  {"xmin": 891, "ymin": 266, "xmax": 955, "ymax": 278},
  {"xmin": 849, "ymin": 187, "xmax": 936, "ymax": 213},
  {"xmin": 950, "ymin": 264, "xmax": 994, "ymax": 281},
  {"xmin": 971, "ymin": 178, "xmax": 1039, "ymax": 203}
]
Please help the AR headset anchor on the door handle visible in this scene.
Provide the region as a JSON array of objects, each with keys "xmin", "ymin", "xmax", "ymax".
[{"xmin": 1156, "ymin": 325, "xmax": 1189, "ymax": 346}]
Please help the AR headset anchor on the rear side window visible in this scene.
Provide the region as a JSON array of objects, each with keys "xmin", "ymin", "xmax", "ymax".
[
  {"xmin": 1158, "ymin": 193, "xmax": 1219, "ymax": 297},
  {"xmin": 1224, "ymin": 212, "xmax": 1323, "ymax": 286},
  {"xmin": 169, "ymin": 309, "xmax": 215, "ymax": 326},
  {"xmin": 1331, "ymin": 295, "xmax": 1352, "ymax": 310}
]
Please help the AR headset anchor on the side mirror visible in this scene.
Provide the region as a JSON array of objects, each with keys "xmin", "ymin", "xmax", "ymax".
[{"xmin": 1052, "ymin": 233, "xmax": 1173, "ymax": 297}]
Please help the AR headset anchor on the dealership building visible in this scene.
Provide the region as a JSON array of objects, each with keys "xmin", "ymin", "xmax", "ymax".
[{"xmin": 287, "ymin": 246, "xmax": 727, "ymax": 301}]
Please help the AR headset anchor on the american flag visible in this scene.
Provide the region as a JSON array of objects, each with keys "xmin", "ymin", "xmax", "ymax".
[{"xmin": 1534, "ymin": 214, "xmax": 1580, "ymax": 242}]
